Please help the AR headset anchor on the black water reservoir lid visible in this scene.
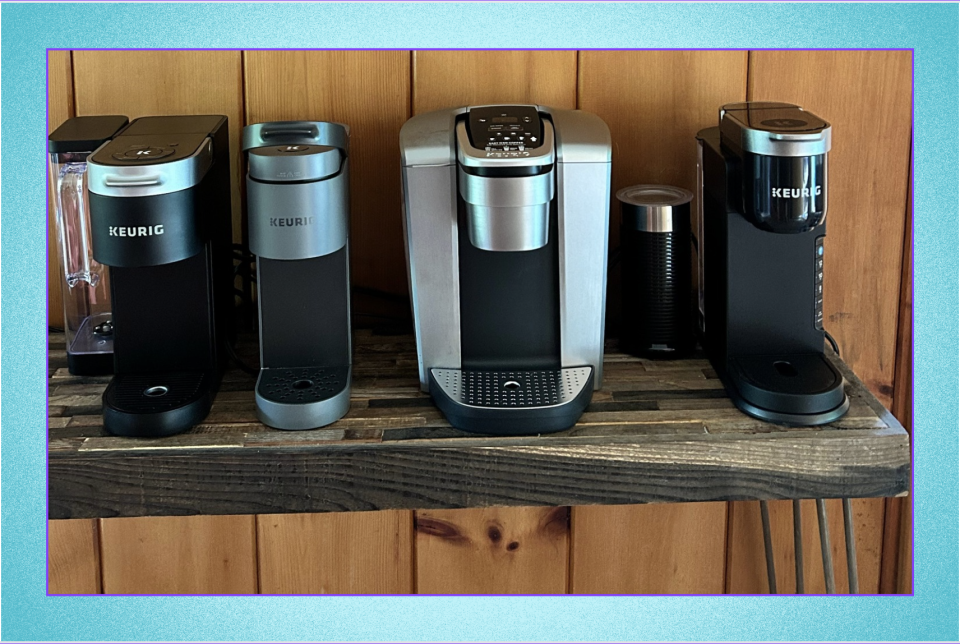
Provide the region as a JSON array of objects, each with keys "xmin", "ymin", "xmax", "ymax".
[{"xmin": 48, "ymin": 116, "xmax": 130, "ymax": 154}]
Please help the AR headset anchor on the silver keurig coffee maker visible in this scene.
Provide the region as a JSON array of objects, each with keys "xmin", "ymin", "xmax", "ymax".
[
  {"xmin": 400, "ymin": 105, "xmax": 611, "ymax": 435},
  {"xmin": 695, "ymin": 102, "xmax": 849, "ymax": 425},
  {"xmin": 243, "ymin": 122, "xmax": 352, "ymax": 430},
  {"xmin": 88, "ymin": 115, "xmax": 234, "ymax": 437},
  {"xmin": 48, "ymin": 116, "xmax": 129, "ymax": 375}
]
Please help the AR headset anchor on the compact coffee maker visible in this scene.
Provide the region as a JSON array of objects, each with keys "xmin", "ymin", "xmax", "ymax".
[
  {"xmin": 400, "ymin": 105, "xmax": 611, "ymax": 434},
  {"xmin": 88, "ymin": 115, "xmax": 233, "ymax": 437},
  {"xmin": 695, "ymin": 102, "xmax": 848, "ymax": 425},
  {"xmin": 243, "ymin": 121, "xmax": 352, "ymax": 430},
  {"xmin": 48, "ymin": 116, "xmax": 129, "ymax": 375}
]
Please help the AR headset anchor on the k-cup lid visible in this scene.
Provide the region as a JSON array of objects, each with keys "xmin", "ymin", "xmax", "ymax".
[{"xmin": 617, "ymin": 185, "xmax": 692, "ymax": 233}]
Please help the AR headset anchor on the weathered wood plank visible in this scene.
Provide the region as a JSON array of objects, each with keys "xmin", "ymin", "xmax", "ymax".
[
  {"xmin": 47, "ymin": 333, "xmax": 909, "ymax": 519},
  {"xmin": 415, "ymin": 506, "xmax": 569, "ymax": 594},
  {"xmin": 257, "ymin": 511, "xmax": 413, "ymax": 594}
]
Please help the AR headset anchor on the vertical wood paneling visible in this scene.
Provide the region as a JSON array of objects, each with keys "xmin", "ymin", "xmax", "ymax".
[
  {"xmin": 726, "ymin": 499, "xmax": 884, "ymax": 594},
  {"xmin": 749, "ymin": 50, "xmax": 913, "ymax": 407},
  {"xmin": 413, "ymin": 50, "xmax": 577, "ymax": 113},
  {"xmin": 257, "ymin": 511, "xmax": 412, "ymax": 594},
  {"xmin": 72, "ymin": 51, "xmax": 245, "ymax": 243},
  {"xmin": 575, "ymin": 50, "xmax": 746, "ymax": 595},
  {"xmin": 244, "ymin": 51, "xmax": 411, "ymax": 297},
  {"xmin": 47, "ymin": 51, "xmax": 74, "ymax": 328},
  {"xmin": 570, "ymin": 503, "xmax": 727, "ymax": 594},
  {"xmin": 48, "ymin": 519, "xmax": 101, "ymax": 594},
  {"xmin": 415, "ymin": 507, "xmax": 569, "ymax": 594},
  {"xmin": 411, "ymin": 53, "xmax": 577, "ymax": 593},
  {"xmin": 888, "ymin": 163, "xmax": 913, "ymax": 594},
  {"xmin": 732, "ymin": 49, "xmax": 913, "ymax": 596},
  {"xmin": 99, "ymin": 515, "xmax": 257, "ymax": 594}
]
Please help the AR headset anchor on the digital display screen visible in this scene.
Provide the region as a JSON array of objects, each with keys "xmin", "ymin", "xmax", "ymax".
[{"xmin": 492, "ymin": 116, "xmax": 518, "ymax": 124}]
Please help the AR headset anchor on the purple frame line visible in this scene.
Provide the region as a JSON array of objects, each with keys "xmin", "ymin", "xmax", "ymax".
[{"xmin": 44, "ymin": 45, "xmax": 917, "ymax": 599}]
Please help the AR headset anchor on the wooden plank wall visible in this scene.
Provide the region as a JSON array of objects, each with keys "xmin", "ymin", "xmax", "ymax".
[{"xmin": 47, "ymin": 49, "xmax": 913, "ymax": 595}]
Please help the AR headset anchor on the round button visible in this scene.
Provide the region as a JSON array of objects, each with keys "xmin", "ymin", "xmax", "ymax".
[
  {"xmin": 113, "ymin": 146, "xmax": 174, "ymax": 161},
  {"xmin": 761, "ymin": 118, "xmax": 808, "ymax": 129}
]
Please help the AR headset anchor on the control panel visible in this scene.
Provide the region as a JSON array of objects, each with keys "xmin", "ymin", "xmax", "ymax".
[
  {"xmin": 92, "ymin": 132, "xmax": 209, "ymax": 166},
  {"xmin": 467, "ymin": 106, "xmax": 543, "ymax": 152},
  {"xmin": 815, "ymin": 236, "xmax": 824, "ymax": 330}
]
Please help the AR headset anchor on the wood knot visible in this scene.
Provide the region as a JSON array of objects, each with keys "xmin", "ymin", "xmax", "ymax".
[
  {"xmin": 487, "ymin": 526, "xmax": 502, "ymax": 543},
  {"xmin": 507, "ymin": 541, "xmax": 520, "ymax": 551}
]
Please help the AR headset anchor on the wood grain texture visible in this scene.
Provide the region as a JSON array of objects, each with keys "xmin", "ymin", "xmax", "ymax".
[
  {"xmin": 741, "ymin": 49, "xmax": 912, "ymax": 598},
  {"xmin": 577, "ymin": 51, "xmax": 747, "ymax": 329},
  {"xmin": 411, "ymin": 50, "xmax": 578, "ymax": 588},
  {"xmin": 570, "ymin": 502, "xmax": 726, "ymax": 594},
  {"xmin": 884, "ymin": 162, "xmax": 913, "ymax": 594},
  {"xmin": 749, "ymin": 50, "xmax": 912, "ymax": 407},
  {"xmin": 726, "ymin": 498, "xmax": 884, "ymax": 594},
  {"xmin": 47, "ymin": 51, "xmax": 74, "ymax": 328},
  {"xmin": 244, "ymin": 51, "xmax": 411, "ymax": 296},
  {"xmin": 257, "ymin": 510, "xmax": 412, "ymax": 594},
  {"xmin": 48, "ymin": 332, "xmax": 909, "ymax": 519},
  {"xmin": 415, "ymin": 506, "xmax": 569, "ymax": 593},
  {"xmin": 413, "ymin": 50, "xmax": 576, "ymax": 114},
  {"xmin": 48, "ymin": 519, "xmax": 100, "ymax": 594},
  {"xmin": 99, "ymin": 515, "xmax": 257, "ymax": 594},
  {"xmin": 72, "ymin": 51, "xmax": 244, "ymax": 243},
  {"xmin": 575, "ymin": 50, "xmax": 746, "ymax": 600}
]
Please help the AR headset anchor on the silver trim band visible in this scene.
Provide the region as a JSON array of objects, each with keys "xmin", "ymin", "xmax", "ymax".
[{"xmin": 88, "ymin": 138, "xmax": 213, "ymax": 198}]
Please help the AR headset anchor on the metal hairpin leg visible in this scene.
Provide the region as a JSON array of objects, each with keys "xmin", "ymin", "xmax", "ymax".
[
  {"xmin": 793, "ymin": 499, "xmax": 805, "ymax": 594},
  {"xmin": 816, "ymin": 498, "xmax": 836, "ymax": 593},
  {"xmin": 760, "ymin": 500, "xmax": 777, "ymax": 594},
  {"xmin": 842, "ymin": 498, "xmax": 860, "ymax": 594}
]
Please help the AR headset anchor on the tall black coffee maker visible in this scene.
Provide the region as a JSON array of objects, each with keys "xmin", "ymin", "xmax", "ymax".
[
  {"xmin": 695, "ymin": 102, "xmax": 848, "ymax": 425},
  {"xmin": 88, "ymin": 116, "xmax": 233, "ymax": 437}
]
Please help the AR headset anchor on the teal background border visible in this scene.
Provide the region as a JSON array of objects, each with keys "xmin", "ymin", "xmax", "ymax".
[{"xmin": 2, "ymin": 3, "xmax": 957, "ymax": 642}]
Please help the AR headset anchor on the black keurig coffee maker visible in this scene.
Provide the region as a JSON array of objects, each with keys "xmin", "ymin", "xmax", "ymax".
[
  {"xmin": 695, "ymin": 102, "xmax": 848, "ymax": 425},
  {"xmin": 242, "ymin": 121, "xmax": 352, "ymax": 430},
  {"xmin": 48, "ymin": 116, "xmax": 130, "ymax": 375},
  {"xmin": 88, "ymin": 116, "xmax": 233, "ymax": 437},
  {"xmin": 617, "ymin": 185, "xmax": 695, "ymax": 357}
]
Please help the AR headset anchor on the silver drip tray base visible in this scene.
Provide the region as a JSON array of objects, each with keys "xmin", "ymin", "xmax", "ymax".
[{"xmin": 428, "ymin": 366, "xmax": 594, "ymax": 435}]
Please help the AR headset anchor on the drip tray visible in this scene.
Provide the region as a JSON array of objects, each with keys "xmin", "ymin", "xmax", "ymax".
[
  {"xmin": 256, "ymin": 366, "xmax": 350, "ymax": 405},
  {"xmin": 429, "ymin": 366, "xmax": 594, "ymax": 435},
  {"xmin": 103, "ymin": 371, "xmax": 214, "ymax": 437},
  {"xmin": 255, "ymin": 366, "xmax": 351, "ymax": 431}
]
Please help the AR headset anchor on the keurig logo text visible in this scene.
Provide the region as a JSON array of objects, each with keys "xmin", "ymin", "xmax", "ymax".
[
  {"xmin": 269, "ymin": 217, "xmax": 315, "ymax": 227},
  {"xmin": 109, "ymin": 225, "xmax": 165, "ymax": 237},
  {"xmin": 771, "ymin": 186, "xmax": 822, "ymax": 199}
]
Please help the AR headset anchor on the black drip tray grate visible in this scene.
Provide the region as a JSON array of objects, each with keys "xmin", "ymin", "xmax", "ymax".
[
  {"xmin": 257, "ymin": 366, "xmax": 350, "ymax": 404},
  {"xmin": 105, "ymin": 372, "xmax": 209, "ymax": 414},
  {"xmin": 431, "ymin": 367, "xmax": 592, "ymax": 408}
]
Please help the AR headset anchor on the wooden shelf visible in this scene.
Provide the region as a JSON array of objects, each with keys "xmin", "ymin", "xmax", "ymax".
[{"xmin": 48, "ymin": 330, "xmax": 910, "ymax": 520}]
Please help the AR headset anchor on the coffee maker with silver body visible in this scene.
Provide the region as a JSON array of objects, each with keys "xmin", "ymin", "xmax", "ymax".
[{"xmin": 400, "ymin": 105, "xmax": 611, "ymax": 435}]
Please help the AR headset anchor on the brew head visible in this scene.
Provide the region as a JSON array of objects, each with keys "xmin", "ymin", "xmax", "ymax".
[
  {"xmin": 720, "ymin": 102, "xmax": 831, "ymax": 233},
  {"xmin": 456, "ymin": 106, "xmax": 556, "ymax": 251}
]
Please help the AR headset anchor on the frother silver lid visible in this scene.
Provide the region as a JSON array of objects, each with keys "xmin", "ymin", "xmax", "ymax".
[{"xmin": 617, "ymin": 184, "xmax": 693, "ymax": 233}]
